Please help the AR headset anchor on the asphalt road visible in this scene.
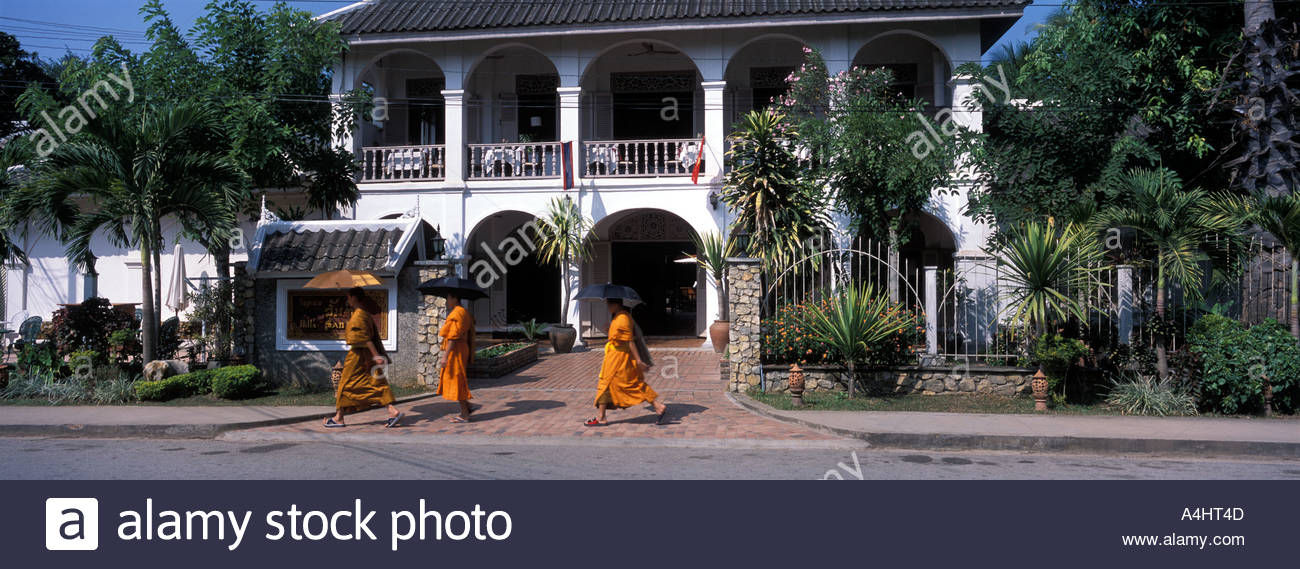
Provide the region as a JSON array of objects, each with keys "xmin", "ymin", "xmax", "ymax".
[{"xmin": 3, "ymin": 437, "xmax": 1298, "ymax": 480}]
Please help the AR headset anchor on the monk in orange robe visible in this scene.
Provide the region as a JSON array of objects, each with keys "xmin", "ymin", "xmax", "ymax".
[
  {"xmin": 438, "ymin": 293, "xmax": 476, "ymax": 422},
  {"xmin": 586, "ymin": 299, "xmax": 667, "ymax": 426},
  {"xmin": 325, "ymin": 287, "xmax": 403, "ymax": 428}
]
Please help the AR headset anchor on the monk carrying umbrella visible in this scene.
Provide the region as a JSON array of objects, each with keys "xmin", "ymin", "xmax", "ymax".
[
  {"xmin": 576, "ymin": 283, "xmax": 668, "ymax": 426},
  {"xmin": 418, "ymin": 276, "xmax": 487, "ymax": 423},
  {"xmin": 305, "ymin": 271, "xmax": 404, "ymax": 428}
]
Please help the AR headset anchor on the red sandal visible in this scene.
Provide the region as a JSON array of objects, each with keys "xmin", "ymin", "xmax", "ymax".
[{"xmin": 584, "ymin": 418, "xmax": 607, "ymax": 427}]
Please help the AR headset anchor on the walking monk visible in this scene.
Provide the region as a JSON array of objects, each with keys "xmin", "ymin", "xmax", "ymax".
[
  {"xmin": 438, "ymin": 292, "xmax": 475, "ymax": 422},
  {"xmin": 586, "ymin": 299, "xmax": 668, "ymax": 426},
  {"xmin": 325, "ymin": 287, "xmax": 404, "ymax": 428}
]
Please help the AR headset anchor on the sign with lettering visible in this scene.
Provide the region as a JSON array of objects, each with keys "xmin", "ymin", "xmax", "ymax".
[{"xmin": 286, "ymin": 290, "xmax": 388, "ymax": 341}]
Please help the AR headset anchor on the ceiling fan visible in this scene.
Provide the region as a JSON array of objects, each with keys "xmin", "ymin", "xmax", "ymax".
[{"xmin": 626, "ymin": 42, "xmax": 679, "ymax": 57}]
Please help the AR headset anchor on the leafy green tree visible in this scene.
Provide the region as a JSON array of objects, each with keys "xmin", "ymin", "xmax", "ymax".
[
  {"xmin": 1092, "ymin": 167, "xmax": 1246, "ymax": 377},
  {"xmin": 34, "ymin": 103, "xmax": 244, "ymax": 361},
  {"xmin": 1220, "ymin": 192, "xmax": 1300, "ymax": 338},
  {"xmin": 0, "ymin": 141, "xmax": 33, "ymax": 267},
  {"xmin": 782, "ymin": 48, "xmax": 954, "ymax": 243},
  {"xmin": 721, "ymin": 109, "xmax": 829, "ymax": 271},
  {"xmin": 0, "ymin": 32, "xmax": 53, "ymax": 139}
]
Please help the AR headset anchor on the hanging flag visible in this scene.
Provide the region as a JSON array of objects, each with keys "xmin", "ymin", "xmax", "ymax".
[
  {"xmin": 691, "ymin": 135, "xmax": 706, "ymax": 184},
  {"xmin": 561, "ymin": 141, "xmax": 575, "ymax": 190}
]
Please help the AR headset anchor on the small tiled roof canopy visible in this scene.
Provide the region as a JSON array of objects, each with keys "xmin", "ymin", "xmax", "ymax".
[
  {"xmin": 326, "ymin": 0, "xmax": 1031, "ymax": 35},
  {"xmin": 257, "ymin": 227, "xmax": 405, "ymax": 273}
]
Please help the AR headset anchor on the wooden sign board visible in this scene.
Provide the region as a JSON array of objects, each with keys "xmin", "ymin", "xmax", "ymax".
[{"xmin": 286, "ymin": 289, "xmax": 388, "ymax": 341}]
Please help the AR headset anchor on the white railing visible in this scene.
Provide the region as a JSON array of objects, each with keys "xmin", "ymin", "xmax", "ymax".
[
  {"xmin": 468, "ymin": 142, "xmax": 564, "ymax": 179},
  {"xmin": 582, "ymin": 138, "xmax": 703, "ymax": 178},
  {"xmin": 360, "ymin": 145, "xmax": 445, "ymax": 182}
]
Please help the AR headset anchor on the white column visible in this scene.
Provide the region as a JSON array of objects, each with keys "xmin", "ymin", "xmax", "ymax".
[
  {"xmin": 949, "ymin": 74, "xmax": 982, "ymax": 132},
  {"xmin": 442, "ymin": 89, "xmax": 466, "ymax": 184},
  {"xmin": 1117, "ymin": 265, "xmax": 1134, "ymax": 345},
  {"xmin": 558, "ymin": 86, "xmax": 582, "ymax": 183},
  {"xmin": 701, "ymin": 80, "xmax": 726, "ymax": 179},
  {"xmin": 924, "ymin": 266, "xmax": 939, "ymax": 356}
]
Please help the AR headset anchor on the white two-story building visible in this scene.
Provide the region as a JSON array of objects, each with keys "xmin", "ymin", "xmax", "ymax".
[{"xmin": 3, "ymin": 0, "xmax": 1027, "ymax": 360}]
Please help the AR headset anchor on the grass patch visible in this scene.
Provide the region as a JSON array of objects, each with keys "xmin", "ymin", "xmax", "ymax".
[
  {"xmin": 0, "ymin": 383, "xmax": 429, "ymax": 407},
  {"xmin": 747, "ymin": 391, "xmax": 1299, "ymax": 419}
]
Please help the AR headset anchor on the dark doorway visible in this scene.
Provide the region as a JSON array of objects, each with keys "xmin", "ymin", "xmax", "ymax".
[
  {"xmin": 405, "ymin": 77, "xmax": 445, "ymax": 145},
  {"xmin": 612, "ymin": 92, "xmax": 694, "ymax": 139},
  {"xmin": 516, "ymin": 74, "xmax": 558, "ymax": 142},
  {"xmin": 611, "ymin": 241, "xmax": 697, "ymax": 335},
  {"xmin": 506, "ymin": 251, "xmax": 560, "ymax": 323}
]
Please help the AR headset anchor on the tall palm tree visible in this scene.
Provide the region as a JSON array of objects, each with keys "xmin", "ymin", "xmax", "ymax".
[
  {"xmin": 1220, "ymin": 192, "xmax": 1300, "ymax": 339},
  {"xmin": 38, "ymin": 102, "xmax": 243, "ymax": 361},
  {"xmin": 0, "ymin": 142, "xmax": 32, "ymax": 268},
  {"xmin": 722, "ymin": 109, "xmax": 830, "ymax": 271},
  {"xmin": 689, "ymin": 231, "xmax": 736, "ymax": 321},
  {"xmin": 535, "ymin": 196, "xmax": 593, "ymax": 329},
  {"xmin": 1093, "ymin": 167, "xmax": 1246, "ymax": 377}
]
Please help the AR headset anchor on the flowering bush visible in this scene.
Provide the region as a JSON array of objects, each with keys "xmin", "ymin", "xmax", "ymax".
[{"xmin": 761, "ymin": 295, "xmax": 921, "ymax": 367}]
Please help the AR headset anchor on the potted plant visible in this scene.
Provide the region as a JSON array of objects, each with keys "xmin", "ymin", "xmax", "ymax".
[
  {"xmin": 690, "ymin": 231, "xmax": 736, "ymax": 353},
  {"xmin": 535, "ymin": 196, "xmax": 592, "ymax": 353}
]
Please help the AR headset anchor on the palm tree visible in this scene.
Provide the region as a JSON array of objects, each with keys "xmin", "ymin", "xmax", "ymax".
[
  {"xmin": 993, "ymin": 218, "xmax": 1106, "ymax": 338},
  {"xmin": 722, "ymin": 109, "xmax": 830, "ymax": 271},
  {"xmin": 1093, "ymin": 167, "xmax": 1246, "ymax": 377},
  {"xmin": 38, "ymin": 102, "xmax": 243, "ymax": 361},
  {"xmin": 1221, "ymin": 192, "xmax": 1300, "ymax": 339},
  {"xmin": 689, "ymin": 230, "xmax": 736, "ymax": 321},
  {"xmin": 535, "ymin": 196, "xmax": 593, "ymax": 333},
  {"xmin": 798, "ymin": 282, "xmax": 915, "ymax": 398},
  {"xmin": 0, "ymin": 142, "xmax": 32, "ymax": 268}
]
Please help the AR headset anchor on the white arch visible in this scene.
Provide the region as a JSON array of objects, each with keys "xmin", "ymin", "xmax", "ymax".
[
  {"xmin": 850, "ymin": 29, "xmax": 955, "ymax": 71},
  {"xmin": 354, "ymin": 48, "xmax": 448, "ymax": 92},
  {"xmin": 463, "ymin": 42, "xmax": 561, "ymax": 84},
  {"xmin": 723, "ymin": 32, "xmax": 810, "ymax": 76},
  {"xmin": 577, "ymin": 38, "xmax": 703, "ymax": 87}
]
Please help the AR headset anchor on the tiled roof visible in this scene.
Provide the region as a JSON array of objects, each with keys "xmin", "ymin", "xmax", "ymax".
[
  {"xmin": 326, "ymin": 0, "xmax": 1030, "ymax": 35},
  {"xmin": 256, "ymin": 226, "xmax": 405, "ymax": 273}
]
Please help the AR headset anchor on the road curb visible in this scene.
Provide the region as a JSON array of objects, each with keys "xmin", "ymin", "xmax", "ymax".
[
  {"xmin": 0, "ymin": 392, "xmax": 438, "ymax": 440},
  {"xmin": 727, "ymin": 392, "xmax": 1300, "ymax": 459}
]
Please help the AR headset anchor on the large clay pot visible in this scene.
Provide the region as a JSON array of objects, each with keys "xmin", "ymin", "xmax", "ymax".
[
  {"xmin": 549, "ymin": 324, "xmax": 577, "ymax": 354},
  {"xmin": 708, "ymin": 320, "xmax": 730, "ymax": 354}
]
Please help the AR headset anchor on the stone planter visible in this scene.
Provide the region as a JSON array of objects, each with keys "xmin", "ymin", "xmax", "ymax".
[
  {"xmin": 708, "ymin": 320, "xmax": 730, "ymax": 354},
  {"xmin": 468, "ymin": 343, "xmax": 539, "ymax": 378},
  {"xmin": 761, "ymin": 363, "xmax": 1037, "ymax": 396},
  {"xmin": 548, "ymin": 324, "xmax": 577, "ymax": 353}
]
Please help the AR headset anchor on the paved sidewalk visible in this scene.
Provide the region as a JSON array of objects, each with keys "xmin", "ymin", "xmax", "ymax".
[
  {"xmin": 732, "ymin": 394, "xmax": 1300, "ymax": 459},
  {"xmin": 0, "ymin": 394, "xmax": 432, "ymax": 438},
  {"xmin": 228, "ymin": 350, "xmax": 839, "ymax": 446}
]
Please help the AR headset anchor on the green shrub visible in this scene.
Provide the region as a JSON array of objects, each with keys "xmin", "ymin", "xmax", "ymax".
[
  {"xmin": 211, "ymin": 365, "xmax": 266, "ymax": 399},
  {"xmin": 761, "ymin": 294, "xmax": 920, "ymax": 366},
  {"xmin": 1033, "ymin": 333, "xmax": 1088, "ymax": 395},
  {"xmin": 1189, "ymin": 316, "xmax": 1300, "ymax": 415},
  {"xmin": 1106, "ymin": 373, "xmax": 1198, "ymax": 416},
  {"xmin": 475, "ymin": 342, "xmax": 530, "ymax": 359},
  {"xmin": 135, "ymin": 369, "xmax": 214, "ymax": 401},
  {"xmin": 47, "ymin": 297, "xmax": 137, "ymax": 357}
]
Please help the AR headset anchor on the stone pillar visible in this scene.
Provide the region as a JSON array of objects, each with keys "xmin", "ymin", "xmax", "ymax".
[
  {"xmin": 441, "ymin": 89, "xmax": 466, "ymax": 184},
  {"xmin": 701, "ymin": 80, "xmax": 727, "ymax": 179},
  {"xmin": 558, "ymin": 86, "xmax": 582, "ymax": 183},
  {"xmin": 1116, "ymin": 264, "xmax": 1134, "ymax": 345},
  {"xmin": 924, "ymin": 266, "xmax": 939, "ymax": 356},
  {"xmin": 232, "ymin": 261, "xmax": 255, "ymax": 365},
  {"xmin": 415, "ymin": 260, "xmax": 453, "ymax": 386},
  {"xmin": 725, "ymin": 257, "xmax": 762, "ymax": 392}
]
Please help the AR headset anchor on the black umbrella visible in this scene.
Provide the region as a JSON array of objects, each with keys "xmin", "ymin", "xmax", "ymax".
[
  {"xmin": 574, "ymin": 283, "xmax": 643, "ymax": 308},
  {"xmin": 417, "ymin": 276, "xmax": 488, "ymax": 300}
]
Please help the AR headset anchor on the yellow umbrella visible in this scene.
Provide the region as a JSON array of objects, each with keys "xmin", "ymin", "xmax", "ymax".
[{"xmin": 302, "ymin": 270, "xmax": 383, "ymax": 289}]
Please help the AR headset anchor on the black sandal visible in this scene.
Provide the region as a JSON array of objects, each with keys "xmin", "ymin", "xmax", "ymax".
[{"xmin": 655, "ymin": 408, "xmax": 669, "ymax": 425}]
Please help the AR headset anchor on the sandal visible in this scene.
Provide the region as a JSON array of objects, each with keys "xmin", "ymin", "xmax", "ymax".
[
  {"xmin": 655, "ymin": 407, "xmax": 669, "ymax": 425},
  {"xmin": 323, "ymin": 418, "xmax": 345, "ymax": 428},
  {"xmin": 385, "ymin": 412, "xmax": 404, "ymax": 429},
  {"xmin": 450, "ymin": 416, "xmax": 469, "ymax": 424},
  {"xmin": 584, "ymin": 418, "xmax": 607, "ymax": 427}
]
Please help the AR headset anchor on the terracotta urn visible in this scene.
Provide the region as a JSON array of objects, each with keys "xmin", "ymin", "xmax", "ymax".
[
  {"xmin": 788, "ymin": 363, "xmax": 806, "ymax": 407},
  {"xmin": 331, "ymin": 361, "xmax": 344, "ymax": 395},
  {"xmin": 1031, "ymin": 368, "xmax": 1049, "ymax": 411},
  {"xmin": 708, "ymin": 320, "xmax": 730, "ymax": 354}
]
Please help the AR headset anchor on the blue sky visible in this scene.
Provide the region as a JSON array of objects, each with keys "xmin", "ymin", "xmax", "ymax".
[{"xmin": 0, "ymin": 0, "xmax": 1056, "ymax": 63}]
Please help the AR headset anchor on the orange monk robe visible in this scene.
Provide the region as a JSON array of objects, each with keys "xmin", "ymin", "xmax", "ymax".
[
  {"xmin": 595, "ymin": 310, "xmax": 658, "ymax": 408},
  {"xmin": 437, "ymin": 304, "xmax": 475, "ymax": 402},
  {"xmin": 336, "ymin": 308, "xmax": 395, "ymax": 411}
]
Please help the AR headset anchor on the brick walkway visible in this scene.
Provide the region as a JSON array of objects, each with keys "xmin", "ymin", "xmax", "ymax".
[{"xmin": 246, "ymin": 349, "xmax": 835, "ymax": 441}]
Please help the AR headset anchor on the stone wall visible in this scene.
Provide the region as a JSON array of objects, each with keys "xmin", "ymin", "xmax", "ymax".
[
  {"xmin": 726, "ymin": 258, "xmax": 762, "ymax": 392},
  {"xmin": 762, "ymin": 364, "xmax": 1036, "ymax": 396},
  {"xmin": 414, "ymin": 261, "xmax": 451, "ymax": 386}
]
